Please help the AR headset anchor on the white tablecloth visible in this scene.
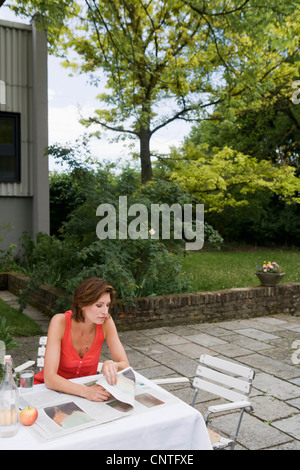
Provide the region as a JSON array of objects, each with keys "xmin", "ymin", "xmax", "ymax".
[{"xmin": 0, "ymin": 372, "xmax": 212, "ymax": 450}]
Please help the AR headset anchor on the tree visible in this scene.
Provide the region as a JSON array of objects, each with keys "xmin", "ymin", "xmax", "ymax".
[
  {"xmin": 167, "ymin": 143, "xmax": 300, "ymax": 213},
  {"xmin": 9, "ymin": 0, "xmax": 299, "ymax": 182},
  {"xmin": 187, "ymin": 96, "xmax": 300, "ymax": 173}
]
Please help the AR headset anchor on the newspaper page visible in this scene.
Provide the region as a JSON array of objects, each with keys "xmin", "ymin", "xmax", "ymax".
[
  {"xmin": 96, "ymin": 366, "xmax": 135, "ymax": 406},
  {"xmin": 19, "ymin": 368, "xmax": 181, "ymax": 443}
]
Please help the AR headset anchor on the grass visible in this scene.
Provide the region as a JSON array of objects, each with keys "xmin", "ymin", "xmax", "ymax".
[
  {"xmin": 0, "ymin": 299, "xmax": 43, "ymax": 337},
  {"xmin": 182, "ymin": 249, "xmax": 300, "ymax": 292}
]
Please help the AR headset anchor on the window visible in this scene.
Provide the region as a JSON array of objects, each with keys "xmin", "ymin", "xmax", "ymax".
[{"xmin": 0, "ymin": 112, "xmax": 21, "ymax": 182}]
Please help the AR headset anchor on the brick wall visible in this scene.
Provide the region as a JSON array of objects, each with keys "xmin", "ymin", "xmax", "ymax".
[
  {"xmin": 1, "ymin": 271, "xmax": 300, "ymax": 330},
  {"xmin": 0, "ymin": 272, "xmax": 66, "ymax": 316}
]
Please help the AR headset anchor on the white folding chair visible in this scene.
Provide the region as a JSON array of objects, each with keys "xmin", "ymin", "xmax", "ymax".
[{"xmin": 153, "ymin": 354, "xmax": 255, "ymax": 450}]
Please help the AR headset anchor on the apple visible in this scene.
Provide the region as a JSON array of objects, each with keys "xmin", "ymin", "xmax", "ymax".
[{"xmin": 19, "ymin": 406, "xmax": 38, "ymax": 426}]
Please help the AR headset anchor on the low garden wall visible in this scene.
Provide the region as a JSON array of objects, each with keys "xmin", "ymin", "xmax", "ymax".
[{"xmin": 0, "ymin": 271, "xmax": 300, "ymax": 331}]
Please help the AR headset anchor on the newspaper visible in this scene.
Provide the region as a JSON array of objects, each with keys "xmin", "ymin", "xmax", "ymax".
[{"xmin": 19, "ymin": 368, "xmax": 179, "ymax": 443}]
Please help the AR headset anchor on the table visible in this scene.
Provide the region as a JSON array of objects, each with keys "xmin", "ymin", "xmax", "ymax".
[{"xmin": 0, "ymin": 371, "xmax": 212, "ymax": 450}]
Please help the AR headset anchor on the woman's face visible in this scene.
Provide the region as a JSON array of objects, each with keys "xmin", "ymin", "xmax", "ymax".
[{"xmin": 82, "ymin": 292, "xmax": 111, "ymax": 325}]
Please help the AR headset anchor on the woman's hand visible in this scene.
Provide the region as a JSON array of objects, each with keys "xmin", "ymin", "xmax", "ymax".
[
  {"xmin": 102, "ymin": 360, "xmax": 119, "ymax": 385},
  {"xmin": 83, "ymin": 384, "xmax": 111, "ymax": 402}
]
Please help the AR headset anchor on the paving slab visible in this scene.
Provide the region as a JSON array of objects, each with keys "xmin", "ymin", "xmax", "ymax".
[
  {"xmin": 167, "ymin": 341, "xmax": 217, "ymax": 359},
  {"xmin": 189, "ymin": 324, "xmax": 234, "ymax": 337},
  {"xmin": 184, "ymin": 332, "xmax": 227, "ymax": 347},
  {"xmin": 255, "ymin": 317, "xmax": 289, "ymax": 326},
  {"xmin": 219, "ymin": 333, "xmax": 275, "ymax": 351},
  {"xmin": 269, "ymin": 441, "xmax": 300, "ymax": 450},
  {"xmin": 154, "ymin": 332, "xmax": 190, "ymax": 346},
  {"xmin": 287, "ymin": 397, "xmax": 300, "ymax": 410},
  {"xmin": 235, "ymin": 328, "xmax": 280, "ymax": 342},
  {"xmin": 252, "ymin": 372, "xmax": 300, "ymax": 400},
  {"xmin": 209, "ymin": 342, "xmax": 254, "ymax": 358},
  {"xmin": 260, "ymin": 346, "xmax": 297, "ymax": 365},
  {"xmin": 250, "ymin": 395, "xmax": 299, "ymax": 422},
  {"xmin": 131, "ymin": 343, "xmax": 171, "ymax": 356},
  {"xmin": 272, "ymin": 414, "xmax": 300, "ymax": 441}
]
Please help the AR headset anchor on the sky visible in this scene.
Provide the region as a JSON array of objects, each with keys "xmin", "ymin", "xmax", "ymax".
[{"xmin": 0, "ymin": 4, "xmax": 192, "ymax": 173}]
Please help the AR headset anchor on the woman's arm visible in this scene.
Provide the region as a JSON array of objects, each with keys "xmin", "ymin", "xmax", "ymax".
[
  {"xmin": 102, "ymin": 317, "xmax": 130, "ymax": 385},
  {"xmin": 43, "ymin": 315, "xmax": 110, "ymax": 402}
]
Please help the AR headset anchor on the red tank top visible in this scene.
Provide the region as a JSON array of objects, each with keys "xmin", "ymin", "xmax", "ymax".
[{"xmin": 34, "ymin": 310, "xmax": 104, "ymax": 385}]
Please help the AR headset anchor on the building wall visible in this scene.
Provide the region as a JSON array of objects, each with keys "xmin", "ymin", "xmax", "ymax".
[
  {"xmin": 0, "ymin": 197, "xmax": 32, "ymax": 247},
  {"xmin": 0, "ymin": 20, "xmax": 33, "ymax": 197},
  {"xmin": 0, "ymin": 19, "xmax": 49, "ymax": 250}
]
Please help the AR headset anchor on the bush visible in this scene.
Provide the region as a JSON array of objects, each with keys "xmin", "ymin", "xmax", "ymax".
[
  {"xmin": 16, "ymin": 233, "xmax": 192, "ymax": 307},
  {"xmin": 0, "ymin": 317, "xmax": 20, "ymax": 350}
]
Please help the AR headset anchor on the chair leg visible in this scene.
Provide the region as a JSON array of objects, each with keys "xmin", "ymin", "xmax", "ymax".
[
  {"xmin": 190, "ymin": 388, "xmax": 198, "ymax": 408},
  {"xmin": 230, "ymin": 409, "xmax": 245, "ymax": 450}
]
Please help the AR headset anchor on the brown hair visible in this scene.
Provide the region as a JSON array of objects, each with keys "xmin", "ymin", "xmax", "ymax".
[{"xmin": 71, "ymin": 277, "xmax": 116, "ymax": 323}]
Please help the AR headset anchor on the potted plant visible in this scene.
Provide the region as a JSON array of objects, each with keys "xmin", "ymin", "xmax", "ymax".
[{"xmin": 256, "ymin": 261, "xmax": 285, "ymax": 286}]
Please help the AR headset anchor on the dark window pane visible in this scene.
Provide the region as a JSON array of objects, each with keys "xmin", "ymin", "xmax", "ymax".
[
  {"xmin": 0, "ymin": 113, "xmax": 20, "ymax": 182},
  {"xmin": 0, "ymin": 155, "xmax": 16, "ymax": 179},
  {"xmin": 0, "ymin": 117, "xmax": 13, "ymax": 144}
]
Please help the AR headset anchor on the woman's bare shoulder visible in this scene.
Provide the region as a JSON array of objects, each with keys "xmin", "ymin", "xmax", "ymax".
[
  {"xmin": 50, "ymin": 313, "xmax": 66, "ymax": 325},
  {"xmin": 48, "ymin": 313, "xmax": 66, "ymax": 337},
  {"xmin": 102, "ymin": 316, "xmax": 118, "ymax": 338}
]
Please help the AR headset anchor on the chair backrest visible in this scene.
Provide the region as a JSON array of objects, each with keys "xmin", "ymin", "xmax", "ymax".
[
  {"xmin": 193, "ymin": 354, "xmax": 255, "ymax": 403},
  {"xmin": 37, "ymin": 336, "xmax": 47, "ymax": 370}
]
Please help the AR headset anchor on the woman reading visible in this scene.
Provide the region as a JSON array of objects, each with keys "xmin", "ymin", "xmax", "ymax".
[{"xmin": 34, "ymin": 277, "xmax": 129, "ymax": 402}]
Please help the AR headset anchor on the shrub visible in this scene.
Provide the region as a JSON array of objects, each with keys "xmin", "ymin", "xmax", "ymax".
[{"xmin": 16, "ymin": 232, "xmax": 192, "ymax": 308}]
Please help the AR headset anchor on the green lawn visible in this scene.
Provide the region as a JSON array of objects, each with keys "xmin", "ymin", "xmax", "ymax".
[
  {"xmin": 182, "ymin": 249, "xmax": 300, "ymax": 292},
  {"xmin": 0, "ymin": 299, "xmax": 43, "ymax": 337}
]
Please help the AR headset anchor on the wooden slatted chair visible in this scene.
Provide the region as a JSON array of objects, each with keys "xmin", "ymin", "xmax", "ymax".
[{"xmin": 153, "ymin": 354, "xmax": 255, "ymax": 450}]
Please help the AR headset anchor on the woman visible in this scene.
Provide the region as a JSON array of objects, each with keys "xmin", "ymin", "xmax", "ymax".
[{"xmin": 34, "ymin": 277, "xmax": 129, "ymax": 402}]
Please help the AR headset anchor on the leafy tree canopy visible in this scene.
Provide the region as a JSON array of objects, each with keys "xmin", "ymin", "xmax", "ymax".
[
  {"xmin": 167, "ymin": 142, "xmax": 300, "ymax": 212},
  {"xmin": 186, "ymin": 96, "xmax": 300, "ymax": 173},
  {"xmin": 8, "ymin": 0, "xmax": 300, "ymax": 182}
]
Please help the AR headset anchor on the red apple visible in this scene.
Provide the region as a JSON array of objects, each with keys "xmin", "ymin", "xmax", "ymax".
[{"xmin": 19, "ymin": 406, "xmax": 38, "ymax": 426}]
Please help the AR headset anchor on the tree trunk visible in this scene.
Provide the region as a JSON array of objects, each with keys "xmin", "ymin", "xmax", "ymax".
[{"xmin": 139, "ymin": 128, "xmax": 153, "ymax": 184}]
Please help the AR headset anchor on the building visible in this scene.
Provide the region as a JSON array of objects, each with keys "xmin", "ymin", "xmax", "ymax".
[{"xmin": 0, "ymin": 11, "xmax": 49, "ymax": 251}]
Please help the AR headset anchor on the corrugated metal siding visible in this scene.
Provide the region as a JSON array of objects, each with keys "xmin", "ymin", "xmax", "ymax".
[{"xmin": 0, "ymin": 20, "xmax": 33, "ymax": 196}]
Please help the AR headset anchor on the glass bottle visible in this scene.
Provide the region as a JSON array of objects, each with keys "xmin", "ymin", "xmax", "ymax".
[{"xmin": 0, "ymin": 355, "xmax": 19, "ymax": 437}]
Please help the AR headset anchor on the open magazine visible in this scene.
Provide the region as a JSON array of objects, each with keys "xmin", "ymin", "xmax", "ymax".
[{"xmin": 19, "ymin": 367, "xmax": 180, "ymax": 443}]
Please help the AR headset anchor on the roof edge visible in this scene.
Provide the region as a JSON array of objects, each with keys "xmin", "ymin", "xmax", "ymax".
[{"xmin": 0, "ymin": 18, "xmax": 32, "ymax": 30}]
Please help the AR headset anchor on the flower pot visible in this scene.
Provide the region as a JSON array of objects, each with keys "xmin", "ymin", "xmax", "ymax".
[{"xmin": 256, "ymin": 272, "xmax": 285, "ymax": 287}]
